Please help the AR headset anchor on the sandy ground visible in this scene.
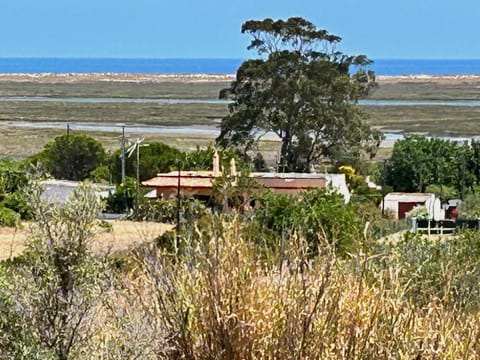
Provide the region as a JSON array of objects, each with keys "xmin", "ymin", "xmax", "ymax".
[
  {"xmin": 1, "ymin": 72, "xmax": 479, "ymax": 84},
  {"xmin": 0, "ymin": 73, "xmax": 235, "ymax": 83},
  {"xmin": 376, "ymin": 74, "xmax": 480, "ymax": 84},
  {"xmin": 0, "ymin": 220, "xmax": 173, "ymax": 261}
]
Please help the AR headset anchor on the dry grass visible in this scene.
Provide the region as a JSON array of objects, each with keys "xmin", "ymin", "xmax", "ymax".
[
  {"xmin": 82, "ymin": 215, "xmax": 480, "ymax": 359},
  {"xmin": 4, "ymin": 209, "xmax": 480, "ymax": 358},
  {"xmin": 0, "ymin": 220, "xmax": 173, "ymax": 260}
]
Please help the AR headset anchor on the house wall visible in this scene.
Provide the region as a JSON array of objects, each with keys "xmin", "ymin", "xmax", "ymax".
[
  {"xmin": 383, "ymin": 200, "xmax": 400, "ymax": 218},
  {"xmin": 156, "ymin": 187, "xmax": 213, "ymax": 199}
]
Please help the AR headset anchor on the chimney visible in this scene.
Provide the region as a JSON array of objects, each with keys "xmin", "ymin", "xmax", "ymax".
[
  {"xmin": 213, "ymin": 150, "xmax": 220, "ymax": 177},
  {"xmin": 230, "ymin": 158, "xmax": 237, "ymax": 177}
]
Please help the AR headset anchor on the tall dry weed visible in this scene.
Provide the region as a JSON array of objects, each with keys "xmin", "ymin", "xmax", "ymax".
[{"xmin": 85, "ymin": 214, "xmax": 480, "ymax": 359}]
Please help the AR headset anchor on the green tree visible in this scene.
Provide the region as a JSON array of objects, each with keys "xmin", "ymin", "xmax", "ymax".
[
  {"xmin": 386, "ymin": 136, "xmax": 473, "ymax": 194},
  {"xmin": 217, "ymin": 17, "xmax": 381, "ymax": 172},
  {"xmin": 255, "ymin": 188, "xmax": 361, "ymax": 254},
  {"xmin": 0, "ymin": 159, "xmax": 31, "ymax": 223},
  {"xmin": 109, "ymin": 141, "xmax": 182, "ymax": 183},
  {"xmin": 37, "ymin": 133, "xmax": 107, "ymax": 181}
]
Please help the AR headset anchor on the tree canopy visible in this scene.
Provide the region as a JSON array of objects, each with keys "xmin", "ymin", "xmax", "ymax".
[
  {"xmin": 217, "ymin": 17, "xmax": 381, "ymax": 172},
  {"xmin": 109, "ymin": 141, "xmax": 182, "ymax": 184},
  {"xmin": 386, "ymin": 136, "xmax": 478, "ymax": 197},
  {"xmin": 38, "ymin": 133, "xmax": 107, "ymax": 181}
]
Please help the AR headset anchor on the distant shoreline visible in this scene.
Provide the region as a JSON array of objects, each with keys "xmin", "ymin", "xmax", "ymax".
[
  {"xmin": 1, "ymin": 73, "xmax": 480, "ymax": 84},
  {"xmin": 0, "ymin": 73, "xmax": 236, "ymax": 83}
]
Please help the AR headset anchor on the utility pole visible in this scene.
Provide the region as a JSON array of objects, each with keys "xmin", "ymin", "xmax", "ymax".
[
  {"xmin": 175, "ymin": 161, "xmax": 182, "ymax": 254},
  {"xmin": 121, "ymin": 125, "xmax": 126, "ymax": 183},
  {"xmin": 66, "ymin": 123, "xmax": 71, "ymax": 179},
  {"xmin": 135, "ymin": 142, "xmax": 140, "ymax": 216},
  {"xmin": 126, "ymin": 138, "xmax": 147, "ymax": 216},
  {"xmin": 382, "ymin": 159, "xmax": 387, "ymax": 218}
]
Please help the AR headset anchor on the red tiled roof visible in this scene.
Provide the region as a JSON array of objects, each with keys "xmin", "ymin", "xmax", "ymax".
[{"xmin": 142, "ymin": 171, "xmax": 215, "ymax": 189}]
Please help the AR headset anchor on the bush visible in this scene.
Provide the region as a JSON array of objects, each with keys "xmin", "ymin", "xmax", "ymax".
[
  {"xmin": 105, "ymin": 177, "xmax": 137, "ymax": 213},
  {"xmin": 0, "ymin": 182, "xmax": 108, "ymax": 359},
  {"xmin": 0, "ymin": 159, "xmax": 28, "ymax": 194},
  {"xmin": 1, "ymin": 192, "xmax": 32, "ymax": 220},
  {"xmin": 255, "ymin": 188, "xmax": 362, "ymax": 254},
  {"xmin": 457, "ymin": 192, "xmax": 480, "ymax": 219},
  {"xmin": 385, "ymin": 231, "xmax": 480, "ymax": 309},
  {"xmin": 37, "ymin": 133, "xmax": 108, "ymax": 181},
  {"xmin": 0, "ymin": 206, "xmax": 20, "ymax": 227}
]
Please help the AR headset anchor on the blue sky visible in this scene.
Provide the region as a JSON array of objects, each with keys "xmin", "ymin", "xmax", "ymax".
[{"xmin": 1, "ymin": 0, "xmax": 478, "ymax": 59}]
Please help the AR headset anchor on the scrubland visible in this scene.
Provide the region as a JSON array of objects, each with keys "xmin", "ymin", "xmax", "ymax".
[{"xmin": 2, "ymin": 184, "xmax": 480, "ymax": 359}]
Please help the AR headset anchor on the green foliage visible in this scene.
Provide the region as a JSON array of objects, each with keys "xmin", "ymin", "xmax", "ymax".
[
  {"xmin": 136, "ymin": 196, "xmax": 207, "ymax": 224},
  {"xmin": 105, "ymin": 177, "xmax": 137, "ymax": 213},
  {"xmin": 457, "ymin": 192, "xmax": 480, "ymax": 219},
  {"xmin": 0, "ymin": 159, "xmax": 28, "ymax": 195},
  {"xmin": 405, "ymin": 205, "xmax": 429, "ymax": 219},
  {"xmin": 0, "ymin": 182, "xmax": 108, "ymax": 359},
  {"xmin": 425, "ymin": 184, "xmax": 459, "ymax": 202},
  {"xmin": 38, "ymin": 133, "xmax": 108, "ymax": 181},
  {"xmin": 1, "ymin": 191, "xmax": 32, "ymax": 220},
  {"xmin": 218, "ymin": 17, "xmax": 381, "ymax": 171},
  {"xmin": 352, "ymin": 200, "xmax": 408, "ymax": 240},
  {"xmin": 255, "ymin": 188, "xmax": 361, "ymax": 254},
  {"xmin": 89, "ymin": 164, "xmax": 110, "ymax": 183},
  {"xmin": 386, "ymin": 136, "xmax": 475, "ymax": 195},
  {"xmin": 212, "ymin": 172, "xmax": 262, "ymax": 213},
  {"xmin": 386, "ymin": 231, "xmax": 480, "ymax": 309},
  {"xmin": 110, "ymin": 141, "xmax": 182, "ymax": 183},
  {"xmin": 0, "ymin": 159, "xmax": 31, "ymax": 224},
  {"xmin": 181, "ymin": 144, "xmax": 216, "ymax": 170},
  {"xmin": 182, "ymin": 143, "xmax": 251, "ymax": 173},
  {"xmin": 0, "ymin": 206, "xmax": 20, "ymax": 227},
  {"xmin": 255, "ymin": 192, "xmax": 298, "ymax": 234}
]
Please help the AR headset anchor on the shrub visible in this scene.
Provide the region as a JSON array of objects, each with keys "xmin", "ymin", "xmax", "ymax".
[
  {"xmin": 255, "ymin": 188, "xmax": 362, "ymax": 254},
  {"xmin": 385, "ymin": 231, "xmax": 480, "ymax": 309},
  {"xmin": 105, "ymin": 213, "xmax": 480, "ymax": 359},
  {"xmin": 0, "ymin": 182, "xmax": 108, "ymax": 359},
  {"xmin": 0, "ymin": 206, "xmax": 20, "ymax": 227},
  {"xmin": 1, "ymin": 192, "xmax": 32, "ymax": 220},
  {"xmin": 457, "ymin": 192, "xmax": 480, "ymax": 219},
  {"xmin": 38, "ymin": 133, "xmax": 108, "ymax": 181},
  {"xmin": 105, "ymin": 177, "xmax": 137, "ymax": 213}
]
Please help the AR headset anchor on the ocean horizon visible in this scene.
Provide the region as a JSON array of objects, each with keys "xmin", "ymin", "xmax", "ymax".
[{"xmin": 1, "ymin": 58, "xmax": 480, "ymax": 76}]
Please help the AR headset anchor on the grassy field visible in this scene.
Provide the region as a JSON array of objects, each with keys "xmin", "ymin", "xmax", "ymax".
[
  {"xmin": 0, "ymin": 220, "xmax": 172, "ymax": 260},
  {"xmin": 365, "ymin": 105, "xmax": 480, "ymax": 136},
  {"xmin": 2, "ymin": 75, "xmax": 480, "ymax": 159},
  {"xmin": 371, "ymin": 76, "xmax": 480, "ymax": 100}
]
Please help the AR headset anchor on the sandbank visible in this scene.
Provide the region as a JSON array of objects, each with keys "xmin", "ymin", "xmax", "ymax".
[
  {"xmin": 0, "ymin": 73, "xmax": 235, "ymax": 83},
  {"xmin": 1, "ymin": 72, "xmax": 480, "ymax": 85}
]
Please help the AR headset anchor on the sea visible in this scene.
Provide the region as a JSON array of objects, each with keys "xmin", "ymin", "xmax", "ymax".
[{"xmin": 1, "ymin": 58, "xmax": 480, "ymax": 76}]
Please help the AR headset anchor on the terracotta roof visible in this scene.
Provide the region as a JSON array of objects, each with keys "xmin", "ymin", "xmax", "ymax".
[
  {"xmin": 142, "ymin": 172, "xmax": 215, "ymax": 189},
  {"xmin": 141, "ymin": 171, "xmax": 349, "ymax": 201}
]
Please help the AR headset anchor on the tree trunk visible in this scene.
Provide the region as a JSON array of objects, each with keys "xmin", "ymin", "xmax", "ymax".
[{"xmin": 280, "ymin": 129, "xmax": 291, "ymax": 172}]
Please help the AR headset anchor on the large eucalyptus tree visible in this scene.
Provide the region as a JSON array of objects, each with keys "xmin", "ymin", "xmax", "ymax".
[{"xmin": 218, "ymin": 17, "xmax": 381, "ymax": 172}]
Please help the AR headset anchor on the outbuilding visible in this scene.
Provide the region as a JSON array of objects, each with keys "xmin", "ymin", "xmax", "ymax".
[{"xmin": 381, "ymin": 192, "xmax": 436, "ymax": 219}]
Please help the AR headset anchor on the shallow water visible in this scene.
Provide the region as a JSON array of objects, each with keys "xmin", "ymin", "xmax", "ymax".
[{"xmin": 2, "ymin": 96, "xmax": 480, "ymax": 107}]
